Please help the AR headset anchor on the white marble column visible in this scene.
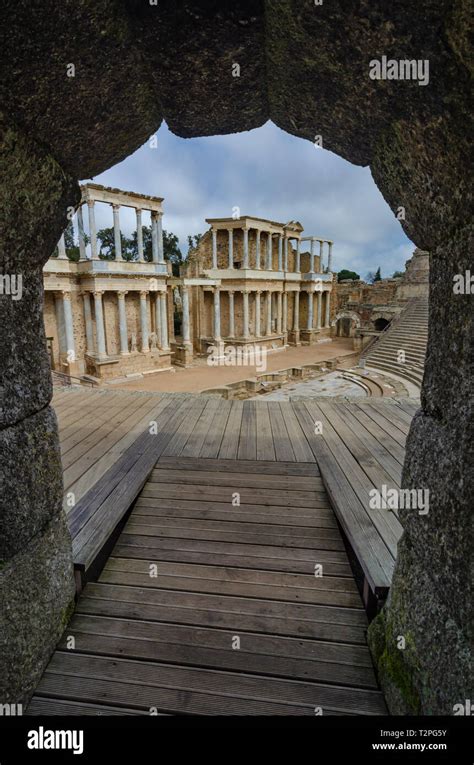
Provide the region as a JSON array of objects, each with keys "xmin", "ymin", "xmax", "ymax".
[
  {"xmin": 319, "ymin": 240, "xmax": 324, "ymax": 271},
  {"xmin": 307, "ymin": 291, "xmax": 314, "ymax": 330},
  {"xmin": 284, "ymin": 236, "xmax": 289, "ymax": 271},
  {"xmin": 94, "ymin": 290, "xmax": 107, "ymax": 357},
  {"xmin": 266, "ymin": 233, "xmax": 272, "ymax": 270},
  {"xmin": 77, "ymin": 206, "xmax": 87, "ymax": 261},
  {"xmin": 87, "ymin": 200, "xmax": 98, "ymax": 259},
  {"xmin": 154, "ymin": 293, "xmax": 162, "ymax": 348},
  {"xmin": 160, "ymin": 291, "xmax": 170, "ymax": 350},
  {"xmin": 212, "ymin": 229, "xmax": 218, "ymax": 269},
  {"xmin": 213, "ymin": 287, "xmax": 221, "ymax": 341},
  {"xmin": 151, "ymin": 212, "xmax": 159, "ymax": 263},
  {"xmin": 293, "ymin": 292, "xmax": 300, "ymax": 331},
  {"xmin": 57, "ymin": 233, "xmax": 67, "ymax": 260},
  {"xmin": 278, "ymin": 235, "xmax": 283, "ymax": 271},
  {"xmin": 317, "ymin": 290, "xmax": 322, "ymax": 329},
  {"xmin": 265, "ymin": 291, "xmax": 272, "ymax": 335},
  {"xmin": 140, "ymin": 291, "xmax": 149, "ymax": 352},
  {"xmin": 325, "ymin": 290, "xmax": 331, "ymax": 327},
  {"xmin": 295, "ymin": 239, "xmax": 301, "ymax": 273},
  {"xmin": 282, "ymin": 291, "xmax": 288, "ymax": 335},
  {"xmin": 228, "ymin": 290, "xmax": 235, "ymax": 338},
  {"xmin": 228, "ymin": 229, "xmax": 233, "ymax": 269},
  {"xmin": 277, "ymin": 291, "xmax": 283, "ymax": 334},
  {"xmin": 117, "ymin": 291, "xmax": 129, "ymax": 354},
  {"xmin": 255, "ymin": 230, "xmax": 261, "ymax": 270},
  {"xmin": 112, "ymin": 204, "xmax": 122, "ymax": 261},
  {"xmin": 82, "ymin": 292, "xmax": 94, "ymax": 353},
  {"xmin": 62, "ymin": 292, "xmax": 75, "ymax": 363},
  {"xmin": 157, "ymin": 213, "xmax": 164, "ymax": 264},
  {"xmin": 327, "ymin": 242, "xmax": 333, "ymax": 273},
  {"xmin": 242, "ymin": 290, "xmax": 250, "ymax": 339},
  {"xmin": 181, "ymin": 286, "xmax": 191, "ymax": 345},
  {"xmin": 243, "ymin": 228, "xmax": 249, "ymax": 269},
  {"xmin": 255, "ymin": 291, "xmax": 261, "ymax": 337},
  {"xmin": 136, "ymin": 209, "xmax": 144, "ymax": 261},
  {"xmin": 310, "ymin": 238, "xmax": 316, "ymax": 272}
]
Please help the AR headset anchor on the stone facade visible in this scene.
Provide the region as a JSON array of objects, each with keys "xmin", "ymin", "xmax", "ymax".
[{"xmin": 182, "ymin": 216, "xmax": 335, "ymax": 357}]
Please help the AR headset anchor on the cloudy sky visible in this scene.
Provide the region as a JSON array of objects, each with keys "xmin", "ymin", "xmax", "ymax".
[{"xmin": 84, "ymin": 121, "xmax": 413, "ymax": 279}]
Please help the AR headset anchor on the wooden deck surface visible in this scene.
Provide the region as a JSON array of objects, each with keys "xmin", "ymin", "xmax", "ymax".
[
  {"xmin": 30, "ymin": 388, "xmax": 418, "ymax": 715},
  {"xmin": 30, "ymin": 457, "xmax": 386, "ymax": 715}
]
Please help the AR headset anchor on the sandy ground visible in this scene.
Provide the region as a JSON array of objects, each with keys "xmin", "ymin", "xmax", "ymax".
[{"xmin": 112, "ymin": 338, "xmax": 356, "ymax": 393}]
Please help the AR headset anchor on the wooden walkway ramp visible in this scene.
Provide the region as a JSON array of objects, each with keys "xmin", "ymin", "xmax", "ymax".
[{"xmin": 29, "ymin": 456, "xmax": 386, "ymax": 715}]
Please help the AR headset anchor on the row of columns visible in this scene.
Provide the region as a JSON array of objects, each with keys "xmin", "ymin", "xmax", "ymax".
[
  {"xmin": 57, "ymin": 202, "xmax": 165, "ymax": 263},
  {"xmin": 211, "ymin": 229, "xmax": 302, "ymax": 272},
  {"xmin": 211, "ymin": 229, "xmax": 333, "ymax": 273},
  {"xmin": 210, "ymin": 288, "xmax": 331, "ymax": 341}
]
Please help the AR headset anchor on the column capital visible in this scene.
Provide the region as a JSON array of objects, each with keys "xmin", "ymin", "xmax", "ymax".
[
  {"xmin": 139, "ymin": 290, "xmax": 149, "ymax": 298},
  {"xmin": 151, "ymin": 210, "xmax": 162, "ymax": 220},
  {"xmin": 112, "ymin": 203, "xmax": 120, "ymax": 211},
  {"xmin": 61, "ymin": 291, "xmax": 72, "ymax": 301},
  {"xmin": 117, "ymin": 290, "xmax": 128, "ymax": 298},
  {"xmin": 93, "ymin": 290, "xmax": 104, "ymax": 298},
  {"xmin": 87, "ymin": 199, "xmax": 95, "ymax": 208}
]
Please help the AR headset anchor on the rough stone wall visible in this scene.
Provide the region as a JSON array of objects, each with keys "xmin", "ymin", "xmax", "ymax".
[{"xmin": 0, "ymin": 118, "xmax": 77, "ymax": 702}]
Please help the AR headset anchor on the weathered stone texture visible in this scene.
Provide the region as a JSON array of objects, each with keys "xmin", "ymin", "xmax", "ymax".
[
  {"xmin": 0, "ymin": 512, "xmax": 75, "ymax": 704},
  {"xmin": 0, "ymin": 407, "xmax": 63, "ymax": 560}
]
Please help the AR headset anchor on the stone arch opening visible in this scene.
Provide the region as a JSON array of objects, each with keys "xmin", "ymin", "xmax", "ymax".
[
  {"xmin": 374, "ymin": 317, "xmax": 390, "ymax": 332},
  {"xmin": 1, "ymin": 2, "xmax": 471, "ymax": 714}
]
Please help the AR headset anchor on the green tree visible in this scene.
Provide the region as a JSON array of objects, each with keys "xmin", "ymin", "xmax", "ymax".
[
  {"xmin": 97, "ymin": 227, "xmax": 134, "ymax": 261},
  {"xmin": 373, "ymin": 266, "xmax": 382, "ymax": 282},
  {"xmin": 62, "ymin": 219, "xmax": 89, "ymax": 261},
  {"xmin": 392, "ymin": 270, "xmax": 404, "ymax": 278},
  {"xmin": 187, "ymin": 233, "xmax": 202, "ymax": 253},
  {"xmin": 337, "ymin": 269, "xmax": 360, "ymax": 282}
]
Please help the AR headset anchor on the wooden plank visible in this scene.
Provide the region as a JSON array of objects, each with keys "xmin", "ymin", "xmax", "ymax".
[
  {"xmin": 139, "ymin": 483, "xmax": 327, "ymax": 507},
  {"xmin": 148, "ymin": 467, "xmax": 323, "ymax": 491},
  {"xmin": 255, "ymin": 402, "xmax": 276, "ymax": 461},
  {"xmin": 237, "ymin": 400, "xmax": 257, "ymax": 461},
  {"xmin": 180, "ymin": 398, "xmax": 221, "ymax": 458},
  {"xmin": 348, "ymin": 404, "xmax": 406, "ymax": 466},
  {"xmin": 218, "ymin": 400, "xmax": 243, "ymax": 460},
  {"xmin": 36, "ymin": 653, "xmax": 387, "ymax": 714},
  {"xmin": 157, "ymin": 456, "xmax": 319, "ymax": 476},
  {"xmin": 281, "ymin": 403, "xmax": 315, "ymax": 463},
  {"xmin": 161, "ymin": 397, "xmax": 210, "ymax": 457},
  {"xmin": 199, "ymin": 399, "xmax": 232, "ymax": 458},
  {"xmin": 268, "ymin": 401, "xmax": 295, "ymax": 462}
]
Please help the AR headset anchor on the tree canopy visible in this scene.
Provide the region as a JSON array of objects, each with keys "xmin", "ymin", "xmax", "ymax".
[{"xmin": 337, "ymin": 269, "xmax": 360, "ymax": 282}]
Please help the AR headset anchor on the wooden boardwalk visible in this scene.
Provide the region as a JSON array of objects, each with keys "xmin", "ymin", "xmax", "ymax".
[
  {"xmin": 28, "ymin": 389, "xmax": 418, "ymax": 715},
  {"xmin": 30, "ymin": 456, "xmax": 386, "ymax": 715}
]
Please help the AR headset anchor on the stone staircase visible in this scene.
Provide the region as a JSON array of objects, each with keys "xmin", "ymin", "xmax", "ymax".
[{"xmin": 362, "ymin": 298, "xmax": 429, "ymax": 388}]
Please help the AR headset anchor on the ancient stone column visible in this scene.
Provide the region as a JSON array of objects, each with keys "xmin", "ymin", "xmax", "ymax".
[
  {"xmin": 317, "ymin": 290, "xmax": 322, "ymax": 329},
  {"xmin": 265, "ymin": 290, "xmax": 272, "ymax": 335},
  {"xmin": 157, "ymin": 212, "xmax": 165, "ymax": 264},
  {"xmin": 160, "ymin": 291, "xmax": 169, "ymax": 350},
  {"xmin": 87, "ymin": 200, "xmax": 98, "ymax": 259},
  {"xmin": 278, "ymin": 234, "xmax": 283, "ymax": 271},
  {"xmin": 136, "ymin": 208, "xmax": 144, "ymax": 262},
  {"xmin": 266, "ymin": 232, "xmax": 272, "ymax": 270},
  {"xmin": 93, "ymin": 290, "xmax": 107, "ymax": 357},
  {"xmin": 310, "ymin": 238, "xmax": 316, "ymax": 272},
  {"xmin": 325, "ymin": 290, "xmax": 331, "ymax": 326},
  {"xmin": 154, "ymin": 293, "xmax": 162, "ymax": 347},
  {"xmin": 227, "ymin": 228, "xmax": 233, "ymax": 268},
  {"xmin": 151, "ymin": 211, "xmax": 159, "ymax": 263},
  {"xmin": 243, "ymin": 228, "xmax": 249, "ymax": 269},
  {"xmin": 140, "ymin": 291, "xmax": 149, "ymax": 352},
  {"xmin": 295, "ymin": 239, "xmax": 301, "ymax": 273},
  {"xmin": 319, "ymin": 239, "xmax": 324, "ymax": 271},
  {"xmin": 77, "ymin": 206, "xmax": 87, "ymax": 261},
  {"xmin": 213, "ymin": 287, "xmax": 221, "ymax": 341},
  {"xmin": 284, "ymin": 236, "xmax": 289, "ymax": 271},
  {"xmin": 112, "ymin": 204, "xmax": 122, "ymax": 261},
  {"xmin": 181, "ymin": 286, "xmax": 191, "ymax": 345},
  {"xmin": 293, "ymin": 291, "xmax": 300, "ymax": 331},
  {"xmin": 255, "ymin": 230, "xmax": 261, "ymax": 270},
  {"xmin": 242, "ymin": 290, "xmax": 250, "ymax": 338},
  {"xmin": 307, "ymin": 291, "xmax": 314, "ymax": 330},
  {"xmin": 82, "ymin": 291, "xmax": 94, "ymax": 353},
  {"xmin": 327, "ymin": 241, "xmax": 333, "ymax": 272},
  {"xmin": 228, "ymin": 290, "xmax": 235, "ymax": 338},
  {"xmin": 277, "ymin": 291, "xmax": 283, "ymax": 334},
  {"xmin": 255, "ymin": 290, "xmax": 261, "ymax": 337},
  {"xmin": 62, "ymin": 292, "xmax": 75, "ymax": 365},
  {"xmin": 212, "ymin": 229, "xmax": 218, "ymax": 269},
  {"xmin": 282, "ymin": 291, "xmax": 288, "ymax": 336},
  {"xmin": 117, "ymin": 291, "xmax": 129, "ymax": 354},
  {"xmin": 57, "ymin": 233, "xmax": 67, "ymax": 259}
]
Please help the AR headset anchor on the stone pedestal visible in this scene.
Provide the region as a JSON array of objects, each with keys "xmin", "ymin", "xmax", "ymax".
[{"xmin": 174, "ymin": 343, "xmax": 194, "ymax": 367}]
